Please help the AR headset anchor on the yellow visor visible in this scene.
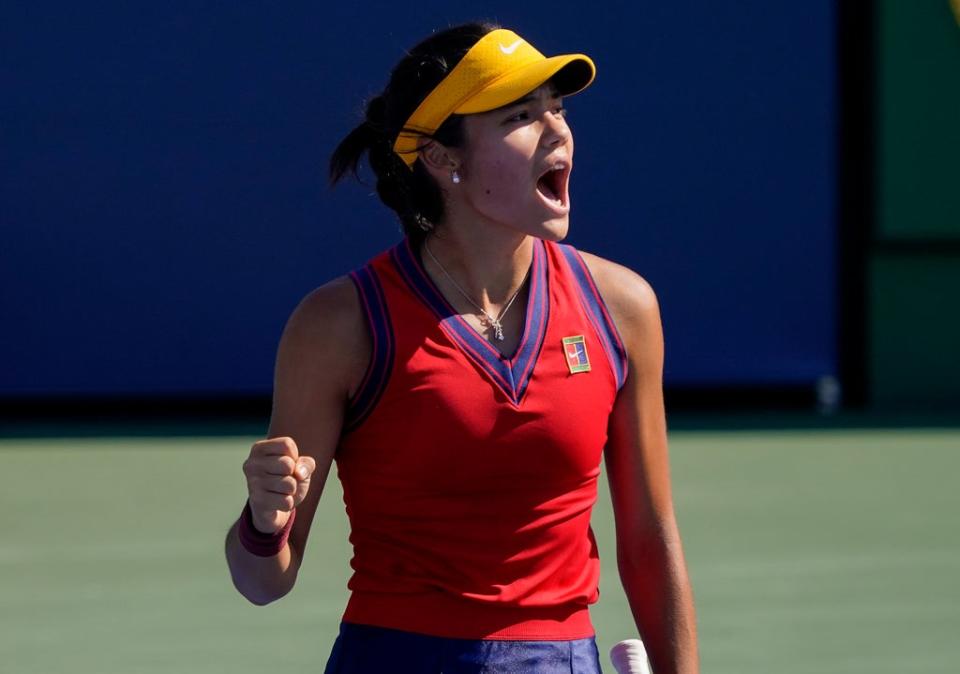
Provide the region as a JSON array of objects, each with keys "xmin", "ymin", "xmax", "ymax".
[{"xmin": 392, "ymin": 28, "xmax": 596, "ymax": 169}]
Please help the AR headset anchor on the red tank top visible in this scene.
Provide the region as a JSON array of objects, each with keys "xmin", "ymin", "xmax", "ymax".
[{"xmin": 335, "ymin": 236, "xmax": 627, "ymax": 640}]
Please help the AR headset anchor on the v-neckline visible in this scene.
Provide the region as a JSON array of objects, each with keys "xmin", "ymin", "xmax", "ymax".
[{"xmin": 390, "ymin": 237, "xmax": 551, "ymax": 406}]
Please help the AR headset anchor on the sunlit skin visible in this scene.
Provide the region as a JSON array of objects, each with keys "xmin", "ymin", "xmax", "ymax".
[
  {"xmin": 423, "ymin": 81, "xmax": 573, "ymax": 242},
  {"xmin": 225, "ymin": 78, "xmax": 700, "ymax": 673}
]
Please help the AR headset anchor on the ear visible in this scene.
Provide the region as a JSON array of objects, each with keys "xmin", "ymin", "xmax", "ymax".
[{"xmin": 417, "ymin": 138, "xmax": 459, "ymax": 175}]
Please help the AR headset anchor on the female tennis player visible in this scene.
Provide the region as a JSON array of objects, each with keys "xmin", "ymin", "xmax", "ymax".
[{"xmin": 224, "ymin": 22, "xmax": 698, "ymax": 673}]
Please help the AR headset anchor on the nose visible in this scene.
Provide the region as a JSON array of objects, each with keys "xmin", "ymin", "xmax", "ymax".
[{"xmin": 541, "ymin": 109, "xmax": 571, "ymax": 148}]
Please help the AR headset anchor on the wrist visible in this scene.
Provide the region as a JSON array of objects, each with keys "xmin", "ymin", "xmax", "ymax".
[{"xmin": 237, "ymin": 499, "xmax": 296, "ymax": 557}]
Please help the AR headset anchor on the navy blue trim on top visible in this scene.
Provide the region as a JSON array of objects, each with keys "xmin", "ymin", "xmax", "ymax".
[
  {"xmin": 556, "ymin": 244, "xmax": 629, "ymax": 391},
  {"xmin": 389, "ymin": 237, "xmax": 550, "ymax": 406},
  {"xmin": 344, "ymin": 265, "xmax": 395, "ymax": 433}
]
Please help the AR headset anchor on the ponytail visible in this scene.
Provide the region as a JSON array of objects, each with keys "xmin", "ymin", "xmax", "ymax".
[{"xmin": 327, "ymin": 119, "xmax": 380, "ymax": 186}]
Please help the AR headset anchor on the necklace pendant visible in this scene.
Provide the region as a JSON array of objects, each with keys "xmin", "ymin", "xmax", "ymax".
[{"xmin": 492, "ymin": 320, "xmax": 504, "ymax": 341}]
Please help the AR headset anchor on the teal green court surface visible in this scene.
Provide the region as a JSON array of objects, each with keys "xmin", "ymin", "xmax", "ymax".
[{"xmin": 1, "ymin": 424, "xmax": 958, "ymax": 673}]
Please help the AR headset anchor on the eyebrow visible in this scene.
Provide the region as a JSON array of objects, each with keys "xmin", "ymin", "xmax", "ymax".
[{"xmin": 503, "ymin": 88, "xmax": 563, "ymax": 110}]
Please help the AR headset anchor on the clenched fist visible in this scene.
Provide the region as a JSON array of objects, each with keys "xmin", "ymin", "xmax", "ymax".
[{"xmin": 242, "ymin": 436, "xmax": 316, "ymax": 534}]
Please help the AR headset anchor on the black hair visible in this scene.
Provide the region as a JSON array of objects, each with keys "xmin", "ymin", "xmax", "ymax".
[{"xmin": 328, "ymin": 21, "xmax": 501, "ymax": 242}]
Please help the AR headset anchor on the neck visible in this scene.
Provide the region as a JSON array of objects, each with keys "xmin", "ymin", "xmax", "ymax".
[{"xmin": 421, "ymin": 222, "xmax": 534, "ymax": 307}]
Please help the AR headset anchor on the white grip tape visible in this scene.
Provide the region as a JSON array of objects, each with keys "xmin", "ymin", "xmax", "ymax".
[{"xmin": 609, "ymin": 638, "xmax": 652, "ymax": 674}]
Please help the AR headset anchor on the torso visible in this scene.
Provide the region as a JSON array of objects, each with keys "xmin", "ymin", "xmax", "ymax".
[{"xmin": 328, "ymin": 235, "xmax": 629, "ymax": 640}]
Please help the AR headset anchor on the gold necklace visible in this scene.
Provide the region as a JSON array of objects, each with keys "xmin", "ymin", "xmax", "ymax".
[{"xmin": 423, "ymin": 239, "xmax": 530, "ymax": 341}]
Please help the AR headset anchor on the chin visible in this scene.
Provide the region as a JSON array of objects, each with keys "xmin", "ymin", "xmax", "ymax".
[{"xmin": 533, "ymin": 217, "xmax": 570, "ymax": 242}]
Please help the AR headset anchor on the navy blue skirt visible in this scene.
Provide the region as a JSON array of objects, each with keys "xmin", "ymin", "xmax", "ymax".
[{"xmin": 323, "ymin": 622, "xmax": 603, "ymax": 673}]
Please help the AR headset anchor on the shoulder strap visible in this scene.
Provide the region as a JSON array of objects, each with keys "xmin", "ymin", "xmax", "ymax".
[
  {"xmin": 555, "ymin": 243, "xmax": 629, "ymax": 391},
  {"xmin": 344, "ymin": 263, "xmax": 395, "ymax": 433}
]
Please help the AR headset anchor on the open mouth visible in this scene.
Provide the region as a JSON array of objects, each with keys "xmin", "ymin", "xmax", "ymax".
[{"xmin": 535, "ymin": 163, "xmax": 570, "ymax": 213}]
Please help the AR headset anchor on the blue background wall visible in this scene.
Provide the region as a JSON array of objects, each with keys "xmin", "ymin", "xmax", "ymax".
[{"xmin": 1, "ymin": 1, "xmax": 836, "ymax": 397}]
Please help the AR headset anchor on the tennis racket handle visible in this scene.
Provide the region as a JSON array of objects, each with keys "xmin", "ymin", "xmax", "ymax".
[{"xmin": 609, "ymin": 639, "xmax": 653, "ymax": 674}]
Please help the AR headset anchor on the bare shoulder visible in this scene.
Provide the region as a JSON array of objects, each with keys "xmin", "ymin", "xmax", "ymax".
[
  {"xmin": 285, "ymin": 274, "xmax": 365, "ymax": 340},
  {"xmin": 576, "ymin": 250, "xmax": 661, "ymax": 340},
  {"xmin": 274, "ymin": 274, "xmax": 371, "ymax": 405}
]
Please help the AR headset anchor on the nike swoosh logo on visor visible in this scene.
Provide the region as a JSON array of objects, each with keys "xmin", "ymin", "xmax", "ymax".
[{"xmin": 499, "ymin": 40, "xmax": 523, "ymax": 54}]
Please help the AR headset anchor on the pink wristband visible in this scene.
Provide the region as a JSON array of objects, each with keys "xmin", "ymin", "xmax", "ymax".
[{"xmin": 237, "ymin": 499, "xmax": 296, "ymax": 557}]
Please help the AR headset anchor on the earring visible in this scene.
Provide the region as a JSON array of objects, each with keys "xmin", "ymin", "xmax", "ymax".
[{"xmin": 451, "ymin": 170, "xmax": 461, "ymax": 184}]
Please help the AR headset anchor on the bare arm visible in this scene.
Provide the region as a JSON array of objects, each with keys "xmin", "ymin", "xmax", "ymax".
[
  {"xmin": 224, "ymin": 275, "xmax": 370, "ymax": 605},
  {"xmin": 582, "ymin": 252, "xmax": 699, "ymax": 674}
]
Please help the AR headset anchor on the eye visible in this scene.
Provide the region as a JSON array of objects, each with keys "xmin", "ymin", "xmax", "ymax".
[{"xmin": 505, "ymin": 106, "xmax": 567, "ymax": 123}]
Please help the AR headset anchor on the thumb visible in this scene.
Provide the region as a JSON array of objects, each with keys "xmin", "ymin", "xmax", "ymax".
[
  {"xmin": 295, "ymin": 456, "xmax": 316, "ymax": 481},
  {"xmin": 293, "ymin": 456, "xmax": 316, "ymax": 504}
]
